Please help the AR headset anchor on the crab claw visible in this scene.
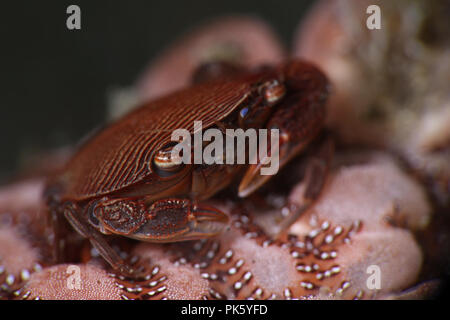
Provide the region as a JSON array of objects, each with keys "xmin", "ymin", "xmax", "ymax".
[
  {"xmin": 238, "ymin": 130, "xmax": 312, "ymax": 198},
  {"xmin": 188, "ymin": 202, "xmax": 230, "ymax": 238},
  {"xmin": 130, "ymin": 199, "xmax": 229, "ymax": 242},
  {"xmin": 239, "ymin": 61, "xmax": 329, "ymax": 197}
]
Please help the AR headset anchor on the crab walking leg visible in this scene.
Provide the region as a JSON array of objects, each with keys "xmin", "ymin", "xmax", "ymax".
[
  {"xmin": 277, "ymin": 137, "xmax": 334, "ymax": 235},
  {"xmin": 63, "ymin": 204, "xmax": 135, "ymax": 276},
  {"xmin": 49, "ymin": 206, "xmax": 68, "ymax": 264}
]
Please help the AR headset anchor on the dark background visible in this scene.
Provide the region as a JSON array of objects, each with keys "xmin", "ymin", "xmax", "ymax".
[{"xmin": 0, "ymin": 0, "xmax": 314, "ymax": 180}]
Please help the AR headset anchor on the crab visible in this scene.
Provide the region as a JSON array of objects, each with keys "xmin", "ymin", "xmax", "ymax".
[{"xmin": 44, "ymin": 60, "xmax": 330, "ymax": 275}]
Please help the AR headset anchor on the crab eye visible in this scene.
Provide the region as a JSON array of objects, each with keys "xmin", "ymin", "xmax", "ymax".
[
  {"xmin": 152, "ymin": 143, "xmax": 185, "ymax": 177},
  {"xmin": 262, "ymin": 79, "xmax": 286, "ymax": 105},
  {"xmin": 240, "ymin": 107, "xmax": 249, "ymax": 118}
]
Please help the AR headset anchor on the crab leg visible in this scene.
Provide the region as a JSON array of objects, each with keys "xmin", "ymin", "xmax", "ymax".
[
  {"xmin": 61, "ymin": 203, "xmax": 135, "ymax": 275},
  {"xmin": 276, "ymin": 137, "xmax": 334, "ymax": 234}
]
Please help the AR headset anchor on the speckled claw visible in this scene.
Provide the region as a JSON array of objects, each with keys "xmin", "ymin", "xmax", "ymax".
[{"xmin": 130, "ymin": 199, "xmax": 229, "ymax": 243}]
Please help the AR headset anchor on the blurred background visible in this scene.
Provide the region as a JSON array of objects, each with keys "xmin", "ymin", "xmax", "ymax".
[{"xmin": 0, "ymin": 0, "xmax": 314, "ymax": 181}]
